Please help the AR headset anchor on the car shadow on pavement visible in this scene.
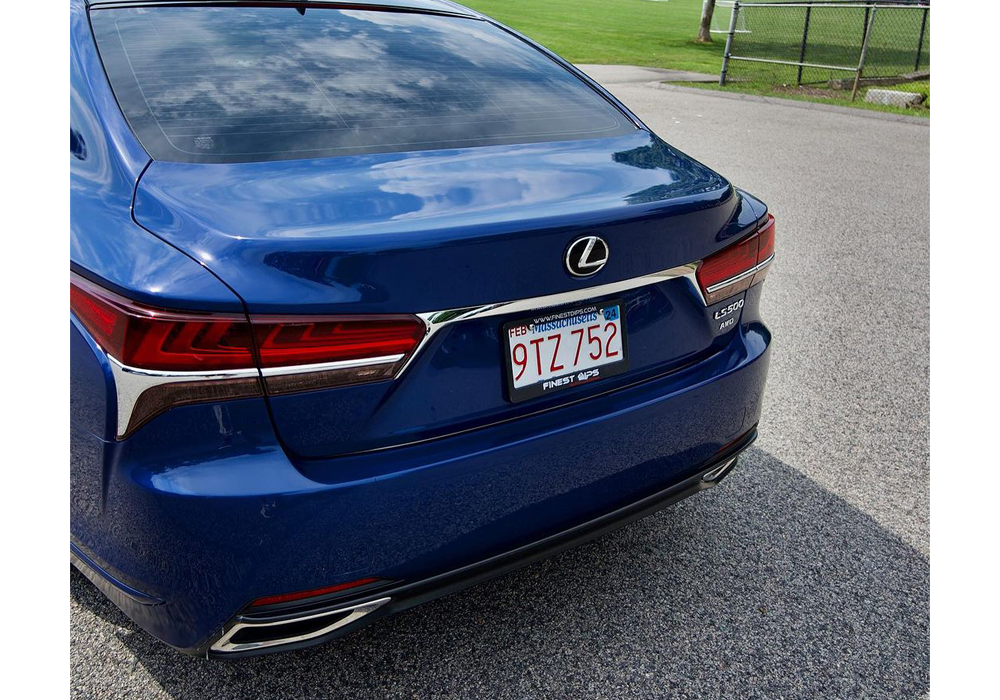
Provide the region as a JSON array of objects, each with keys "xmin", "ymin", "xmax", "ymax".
[{"xmin": 71, "ymin": 447, "xmax": 930, "ymax": 700}]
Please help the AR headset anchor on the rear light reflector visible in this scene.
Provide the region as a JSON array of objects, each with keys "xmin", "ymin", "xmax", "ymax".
[
  {"xmin": 262, "ymin": 362, "xmax": 400, "ymax": 396},
  {"xmin": 696, "ymin": 214, "xmax": 775, "ymax": 305},
  {"xmin": 124, "ymin": 377, "xmax": 263, "ymax": 438},
  {"xmin": 249, "ymin": 577, "xmax": 383, "ymax": 608}
]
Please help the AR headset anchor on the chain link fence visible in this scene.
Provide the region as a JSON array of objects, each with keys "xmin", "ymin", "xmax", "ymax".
[{"xmin": 718, "ymin": 1, "xmax": 929, "ymax": 99}]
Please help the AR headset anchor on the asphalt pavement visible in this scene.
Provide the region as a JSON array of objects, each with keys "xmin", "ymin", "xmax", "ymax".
[{"xmin": 71, "ymin": 67, "xmax": 930, "ymax": 699}]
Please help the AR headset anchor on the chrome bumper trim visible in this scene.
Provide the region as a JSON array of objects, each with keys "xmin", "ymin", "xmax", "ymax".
[
  {"xmin": 704, "ymin": 254, "xmax": 774, "ymax": 294},
  {"xmin": 108, "ymin": 357, "xmax": 260, "ymax": 439},
  {"xmin": 105, "ymin": 262, "xmax": 711, "ymax": 436},
  {"xmin": 259, "ymin": 355, "xmax": 405, "ymax": 377},
  {"xmin": 398, "ymin": 262, "xmax": 703, "ymax": 377},
  {"xmin": 109, "ymin": 355, "xmax": 408, "ymax": 438}
]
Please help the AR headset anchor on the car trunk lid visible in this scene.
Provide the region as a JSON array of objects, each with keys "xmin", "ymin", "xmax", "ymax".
[{"xmin": 133, "ymin": 131, "xmax": 754, "ymax": 457}]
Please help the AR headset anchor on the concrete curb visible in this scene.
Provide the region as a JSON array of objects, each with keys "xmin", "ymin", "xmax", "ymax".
[{"xmin": 654, "ymin": 82, "xmax": 930, "ymax": 126}]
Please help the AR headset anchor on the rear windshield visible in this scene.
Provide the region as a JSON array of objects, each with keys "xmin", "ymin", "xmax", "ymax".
[{"xmin": 90, "ymin": 6, "xmax": 635, "ymax": 163}]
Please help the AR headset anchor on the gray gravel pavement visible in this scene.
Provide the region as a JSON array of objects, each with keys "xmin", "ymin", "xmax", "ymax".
[{"xmin": 71, "ymin": 69, "xmax": 930, "ymax": 699}]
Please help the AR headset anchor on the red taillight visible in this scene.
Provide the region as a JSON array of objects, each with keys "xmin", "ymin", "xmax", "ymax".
[
  {"xmin": 252, "ymin": 317, "xmax": 425, "ymax": 368},
  {"xmin": 696, "ymin": 214, "xmax": 775, "ymax": 305},
  {"xmin": 252, "ymin": 316, "xmax": 425, "ymax": 395},
  {"xmin": 249, "ymin": 577, "xmax": 382, "ymax": 608},
  {"xmin": 71, "ymin": 273, "xmax": 426, "ymax": 436},
  {"xmin": 70, "ymin": 276, "xmax": 254, "ymax": 371},
  {"xmin": 697, "ymin": 232, "xmax": 759, "ymax": 299},
  {"xmin": 752, "ymin": 214, "xmax": 775, "ymax": 286},
  {"xmin": 70, "ymin": 276, "xmax": 425, "ymax": 376}
]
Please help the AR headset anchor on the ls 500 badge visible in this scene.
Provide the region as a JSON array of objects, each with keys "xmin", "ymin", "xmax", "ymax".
[
  {"xmin": 714, "ymin": 299, "xmax": 744, "ymax": 320},
  {"xmin": 714, "ymin": 298, "xmax": 744, "ymax": 332}
]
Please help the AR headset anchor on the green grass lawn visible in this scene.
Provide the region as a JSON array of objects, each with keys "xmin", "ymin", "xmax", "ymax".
[
  {"xmin": 463, "ymin": 0, "xmax": 929, "ymax": 113},
  {"xmin": 463, "ymin": 0, "xmax": 725, "ymax": 74}
]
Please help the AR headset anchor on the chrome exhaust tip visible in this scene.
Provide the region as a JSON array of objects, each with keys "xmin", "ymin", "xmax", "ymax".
[
  {"xmin": 701, "ymin": 456, "xmax": 738, "ymax": 483},
  {"xmin": 210, "ymin": 596, "xmax": 391, "ymax": 654}
]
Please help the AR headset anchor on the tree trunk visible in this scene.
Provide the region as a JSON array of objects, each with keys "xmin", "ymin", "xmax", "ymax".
[{"xmin": 697, "ymin": 0, "xmax": 717, "ymax": 43}]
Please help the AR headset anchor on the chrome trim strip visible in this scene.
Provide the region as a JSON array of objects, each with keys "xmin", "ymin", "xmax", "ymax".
[
  {"xmin": 398, "ymin": 262, "xmax": 703, "ymax": 377},
  {"xmin": 705, "ymin": 267, "xmax": 756, "ymax": 293},
  {"xmin": 260, "ymin": 355, "xmax": 404, "ymax": 378},
  {"xmin": 104, "ymin": 261, "xmax": 716, "ymax": 436},
  {"xmin": 108, "ymin": 357, "xmax": 260, "ymax": 439},
  {"xmin": 108, "ymin": 354, "xmax": 407, "ymax": 438},
  {"xmin": 210, "ymin": 597, "xmax": 391, "ymax": 654},
  {"xmin": 704, "ymin": 254, "xmax": 774, "ymax": 294}
]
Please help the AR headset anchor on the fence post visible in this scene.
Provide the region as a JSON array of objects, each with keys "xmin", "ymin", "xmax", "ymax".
[
  {"xmin": 796, "ymin": 5, "xmax": 812, "ymax": 87},
  {"xmin": 851, "ymin": 6, "xmax": 877, "ymax": 101},
  {"xmin": 719, "ymin": 0, "xmax": 741, "ymax": 86},
  {"xmin": 914, "ymin": 6, "xmax": 929, "ymax": 72}
]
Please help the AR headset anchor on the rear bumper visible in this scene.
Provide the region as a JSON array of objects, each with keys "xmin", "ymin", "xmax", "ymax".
[
  {"xmin": 70, "ymin": 321, "xmax": 770, "ymax": 656},
  {"xmin": 204, "ymin": 432, "xmax": 753, "ymax": 658}
]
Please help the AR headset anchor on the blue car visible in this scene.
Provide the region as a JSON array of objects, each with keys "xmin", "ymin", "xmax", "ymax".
[{"xmin": 71, "ymin": 0, "xmax": 773, "ymax": 657}]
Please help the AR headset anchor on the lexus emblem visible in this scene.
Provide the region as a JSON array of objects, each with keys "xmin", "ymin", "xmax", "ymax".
[{"xmin": 565, "ymin": 236, "xmax": 609, "ymax": 277}]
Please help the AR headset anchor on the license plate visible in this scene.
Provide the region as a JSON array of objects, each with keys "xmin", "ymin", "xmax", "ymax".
[{"xmin": 503, "ymin": 300, "xmax": 629, "ymax": 403}]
